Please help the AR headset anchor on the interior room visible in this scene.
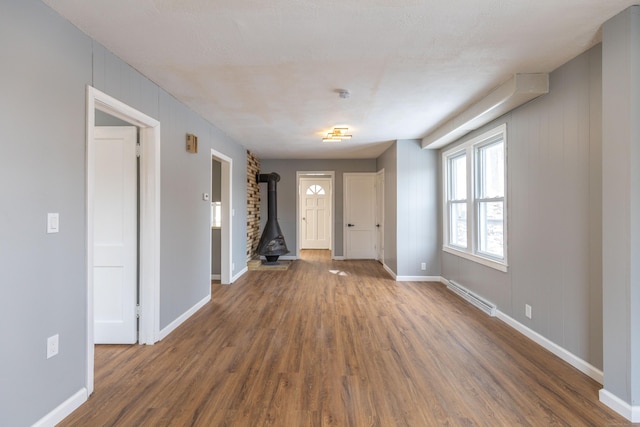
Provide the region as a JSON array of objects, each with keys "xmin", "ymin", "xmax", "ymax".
[{"xmin": 2, "ymin": 0, "xmax": 640, "ymax": 425}]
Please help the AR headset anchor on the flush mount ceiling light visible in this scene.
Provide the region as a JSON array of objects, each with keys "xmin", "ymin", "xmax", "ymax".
[
  {"xmin": 322, "ymin": 127, "xmax": 352, "ymax": 142},
  {"xmin": 336, "ymin": 89, "xmax": 351, "ymax": 99}
]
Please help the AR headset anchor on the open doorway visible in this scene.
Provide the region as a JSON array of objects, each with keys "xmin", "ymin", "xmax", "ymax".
[
  {"xmin": 211, "ymin": 159, "xmax": 222, "ymax": 282},
  {"xmin": 211, "ymin": 149, "xmax": 232, "ymax": 284},
  {"xmin": 86, "ymin": 86, "xmax": 160, "ymax": 395}
]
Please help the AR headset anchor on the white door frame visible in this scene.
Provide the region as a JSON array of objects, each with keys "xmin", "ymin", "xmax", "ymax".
[
  {"xmin": 299, "ymin": 177, "xmax": 332, "ymax": 250},
  {"xmin": 86, "ymin": 86, "xmax": 161, "ymax": 395},
  {"xmin": 296, "ymin": 171, "xmax": 335, "ymax": 258},
  {"xmin": 211, "ymin": 149, "xmax": 233, "ymax": 284},
  {"xmin": 376, "ymin": 169, "xmax": 385, "ymax": 263}
]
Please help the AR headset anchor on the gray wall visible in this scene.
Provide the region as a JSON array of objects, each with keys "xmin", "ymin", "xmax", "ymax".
[
  {"xmin": 396, "ymin": 140, "xmax": 440, "ymax": 277},
  {"xmin": 440, "ymin": 45, "xmax": 603, "ymax": 369},
  {"xmin": 602, "ymin": 5, "xmax": 640, "ymax": 406},
  {"xmin": 259, "ymin": 159, "xmax": 377, "ymax": 257},
  {"xmin": 0, "ymin": 1, "xmax": 247, "ymax": 425},
  {"xmin": 0, "ymin": 2, "xmax": 91, "ymax": 425},
  {"xmin": 375, "ymin": 140, "xmax": 440, "ymax": 278}
]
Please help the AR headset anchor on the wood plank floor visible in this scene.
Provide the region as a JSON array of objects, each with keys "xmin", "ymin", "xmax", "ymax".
[{"xmin": 60, "ymin": 250, "xmax": 635, "ymax": 426}]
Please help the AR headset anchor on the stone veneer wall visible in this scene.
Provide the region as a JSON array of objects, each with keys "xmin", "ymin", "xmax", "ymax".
[{"xmin": 246, "ymin": 150, "xmax": 261, "ymax": 259}]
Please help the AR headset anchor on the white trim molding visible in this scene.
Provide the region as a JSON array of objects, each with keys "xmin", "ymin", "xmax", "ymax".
[
  {"xmin": 210, "ymin": 148, "xmax": 233, "ymax": 285},
  {"xmin": 32, "ymin": 388, "xmax": 87, "ymax": 427},
  {"xmin": 159, "ymin": 295, "xmax": 211, "ymax": 341},
  {"xmin": 599, "ymin": 389, "xmax": 640, "ymax": 422},
  {"xmin": 231, "ymin": 266, "xmax": 248, "ymax": 283},
  {"xmin": 383, "ymin": 263, "xmax": 396, "ymax": 279},
  {"xmin": 381, "ymin": 263, "xmax": 444, "ymax": 283},
  {"xmin": 332, "ymin": 255, "xmax": 345, "ymax": 261},
  {"xmin": 86, "ymin": 86, "xmax": 161, "ymax": 396},
  {"xmin": 395, "ymin": 275, "xmax": 444, "ymax": 282},
  {"xmin": 496, "ymin": 310, "xmax": 603, "ymax": 384},
  {"xmin": 210, "ymin": 274, "xmax": 221, "ymax": 280}
]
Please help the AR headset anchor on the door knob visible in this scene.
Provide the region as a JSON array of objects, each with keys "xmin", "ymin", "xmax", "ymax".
[
  {"xmin": 347, "ymin": 223, "xmax": 355, "ymax": 227},
  {"xmin": 376, "ymin": 224, "xmax": 380, "ymax": 227}
]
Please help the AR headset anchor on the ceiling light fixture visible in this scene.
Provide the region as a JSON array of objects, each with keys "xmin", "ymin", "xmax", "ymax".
[
  {"xmin": 337, "ymin": 89, "xmax": 350, "ymax": 99},
  {"xmin": 323, "ymin": 127, "xmax": 353, "ymax": 142}
]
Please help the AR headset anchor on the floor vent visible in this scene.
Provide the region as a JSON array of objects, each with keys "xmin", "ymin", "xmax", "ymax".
[{"xmin": 446, "ymin": 280, "xmax": 497, "ymax": 317}]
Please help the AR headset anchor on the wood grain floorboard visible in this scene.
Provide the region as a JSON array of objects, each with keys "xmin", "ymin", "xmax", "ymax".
[{"xmin": 60, "ymin": 250, "xmax": 636, "ymax": 426}]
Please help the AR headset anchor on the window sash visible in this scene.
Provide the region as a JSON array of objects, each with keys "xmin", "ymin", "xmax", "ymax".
[
  {"xmin": 448, "ymin": 201, "xmax": 468, "ymax": 249},
  {"xmin": 442, "ymin": 124, "xmax": 507, "ymax": 272},
  {"xmin": 476, "ymin": 199, "xmax": 504, "ymax": 259}
]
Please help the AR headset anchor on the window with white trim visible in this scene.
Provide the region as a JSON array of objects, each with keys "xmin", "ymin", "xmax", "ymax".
[
  {"xmin": 211, "ymin": 201, "xmax": 222, "ymax": 229},
  {"xmin": 443, "ymin": 124, "xmax": 507, "ymax": 271}
]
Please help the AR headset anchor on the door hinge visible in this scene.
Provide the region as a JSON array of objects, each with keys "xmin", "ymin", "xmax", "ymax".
[
  {"xmin": 136, "ymin": 304, "xmax": 141, "ymax": 318},
  {"xmin": 136, "ymin": 143, "xmax": 141, "ymax": 158}
]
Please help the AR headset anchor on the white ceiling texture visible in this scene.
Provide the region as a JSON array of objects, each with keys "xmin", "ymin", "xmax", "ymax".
[{"xmin": 44, "ymin": 0, "xmax": 637, "ymax": 159}]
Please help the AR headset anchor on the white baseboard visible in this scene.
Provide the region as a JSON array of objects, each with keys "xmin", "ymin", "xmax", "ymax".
[
  {"xmin": 496, "ymin": 310, "xmax": 603, "ymax": 384},
  {"xmin": 32, "ymin": 388, "xmax": 87, "ymax": 427},
  {"xmin": 159, "ymin": 294, "xmax": 210, "ymax": 340},
  {"xmin": 382, "ymin": 264, "xmax": 443, "ymax": 283},
  {"xmin": 382, "ymin": 263, "xmax": 396, "ymax": 279},
  {"xmin": 599, "ymin": 388, "xmax": 640, "ymax": 422},
  {"xmin": 332, "ymin": 256, "xmax": 345, "ymax": 260},
  {"xmin": 231, "ymin": 266, "xmax": 248, "ymax": 283},
  {"xmin": 210, "ymin": 274, "xmax": 221, "ymax": 280},
  {"xmin": 395, "ymin": 275, "xmax": 444, "ymax": 282}
]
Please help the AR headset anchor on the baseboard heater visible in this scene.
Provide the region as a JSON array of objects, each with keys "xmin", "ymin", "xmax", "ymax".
[{"xmin": 446, "ymin": 280, "xmax": 497, "ymax": 317}]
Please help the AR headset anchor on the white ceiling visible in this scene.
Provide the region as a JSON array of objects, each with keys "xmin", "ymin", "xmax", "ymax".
[{"xmin": 44, "ymin": 0, "xmax": 637, "ymax": 159}]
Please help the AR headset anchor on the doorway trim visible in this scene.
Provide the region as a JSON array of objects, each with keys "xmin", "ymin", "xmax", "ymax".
[
  {"xmin": 296, "ymin": 171, "xmax": 335, "ymax": 259},
  {"xmin": 376, "ymin": 169, "xmax": 385, "ymax": 263},
  {"xmin": 211, "ymin": 149, "xmax": 233, "ymax": 284},
  {"xmin": 86, "ymin": 86, "xmax": 161, "ymax": 395}
]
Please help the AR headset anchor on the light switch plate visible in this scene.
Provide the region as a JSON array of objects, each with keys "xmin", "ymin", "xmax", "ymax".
[{"xmin": 47, "ymin": 213, "xmax": 59, "ymax": 233}]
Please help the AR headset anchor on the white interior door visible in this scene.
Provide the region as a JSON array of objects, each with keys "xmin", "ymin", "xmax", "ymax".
[
  {"xmin": 376, "ymin": 170, "xmax": 384, "ymax": 262},
  {"xmin": 300, "ymin": 178, "xmax": 331, "ymax": 249},
  {"xmin": 344, "ymin": 173, "xmax": 376, "ymax": 259},
  {"xmin": 93, "ymin": 126, "xmax": 138, "ymax": 344}
]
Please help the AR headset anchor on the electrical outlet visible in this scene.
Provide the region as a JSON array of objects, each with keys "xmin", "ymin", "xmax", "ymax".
[
  {"xmin": 421, "ymin": 262, "xmax": 427, "ymax": 271},
  {"xmin": 525, "ymin": 304, "xmax": 532, "ymax": 319},
  {"xmin": 47, "ymin": 334, "xmax": 59, "ymax": 359}
]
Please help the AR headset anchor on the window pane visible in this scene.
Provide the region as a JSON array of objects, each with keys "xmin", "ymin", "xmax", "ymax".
[
  {"xmin": 306, "ymin": 184, "xmax": 325, "ymax": 195},
  {"xmin": 211, "ymin": 201, "xmax": 222, "ymax": 228},
  {"xmin": 477, "ymin": 141, "xmax": 504, "ymax": 199},
  {"xmin": 449, "ymin": 154, "xmax": 466, "ymax": 200},
  {"xmin": 478, "ymin": 201, "xmax": 503, "ymax": 258},
  {"xmin": 449, "ymin": 202, "xmax": 467, "ymax": 248}
]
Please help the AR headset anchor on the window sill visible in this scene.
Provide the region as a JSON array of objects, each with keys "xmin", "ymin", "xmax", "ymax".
[{"xmin": 443, "ymin": 246, "xmax": 508, "ymax": 272}]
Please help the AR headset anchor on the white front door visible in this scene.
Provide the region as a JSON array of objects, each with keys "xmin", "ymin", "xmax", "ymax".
[
  {"xmin": 344, "ymin": 173, "xmax": 376, "ymax": 259},
  {"xmin": 300, "ymin": 178, "xmax": 331, "ymax": 249},
  {"xmin": 92, "ymin": 126, "xmax": 138, "ymax": 344}
]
